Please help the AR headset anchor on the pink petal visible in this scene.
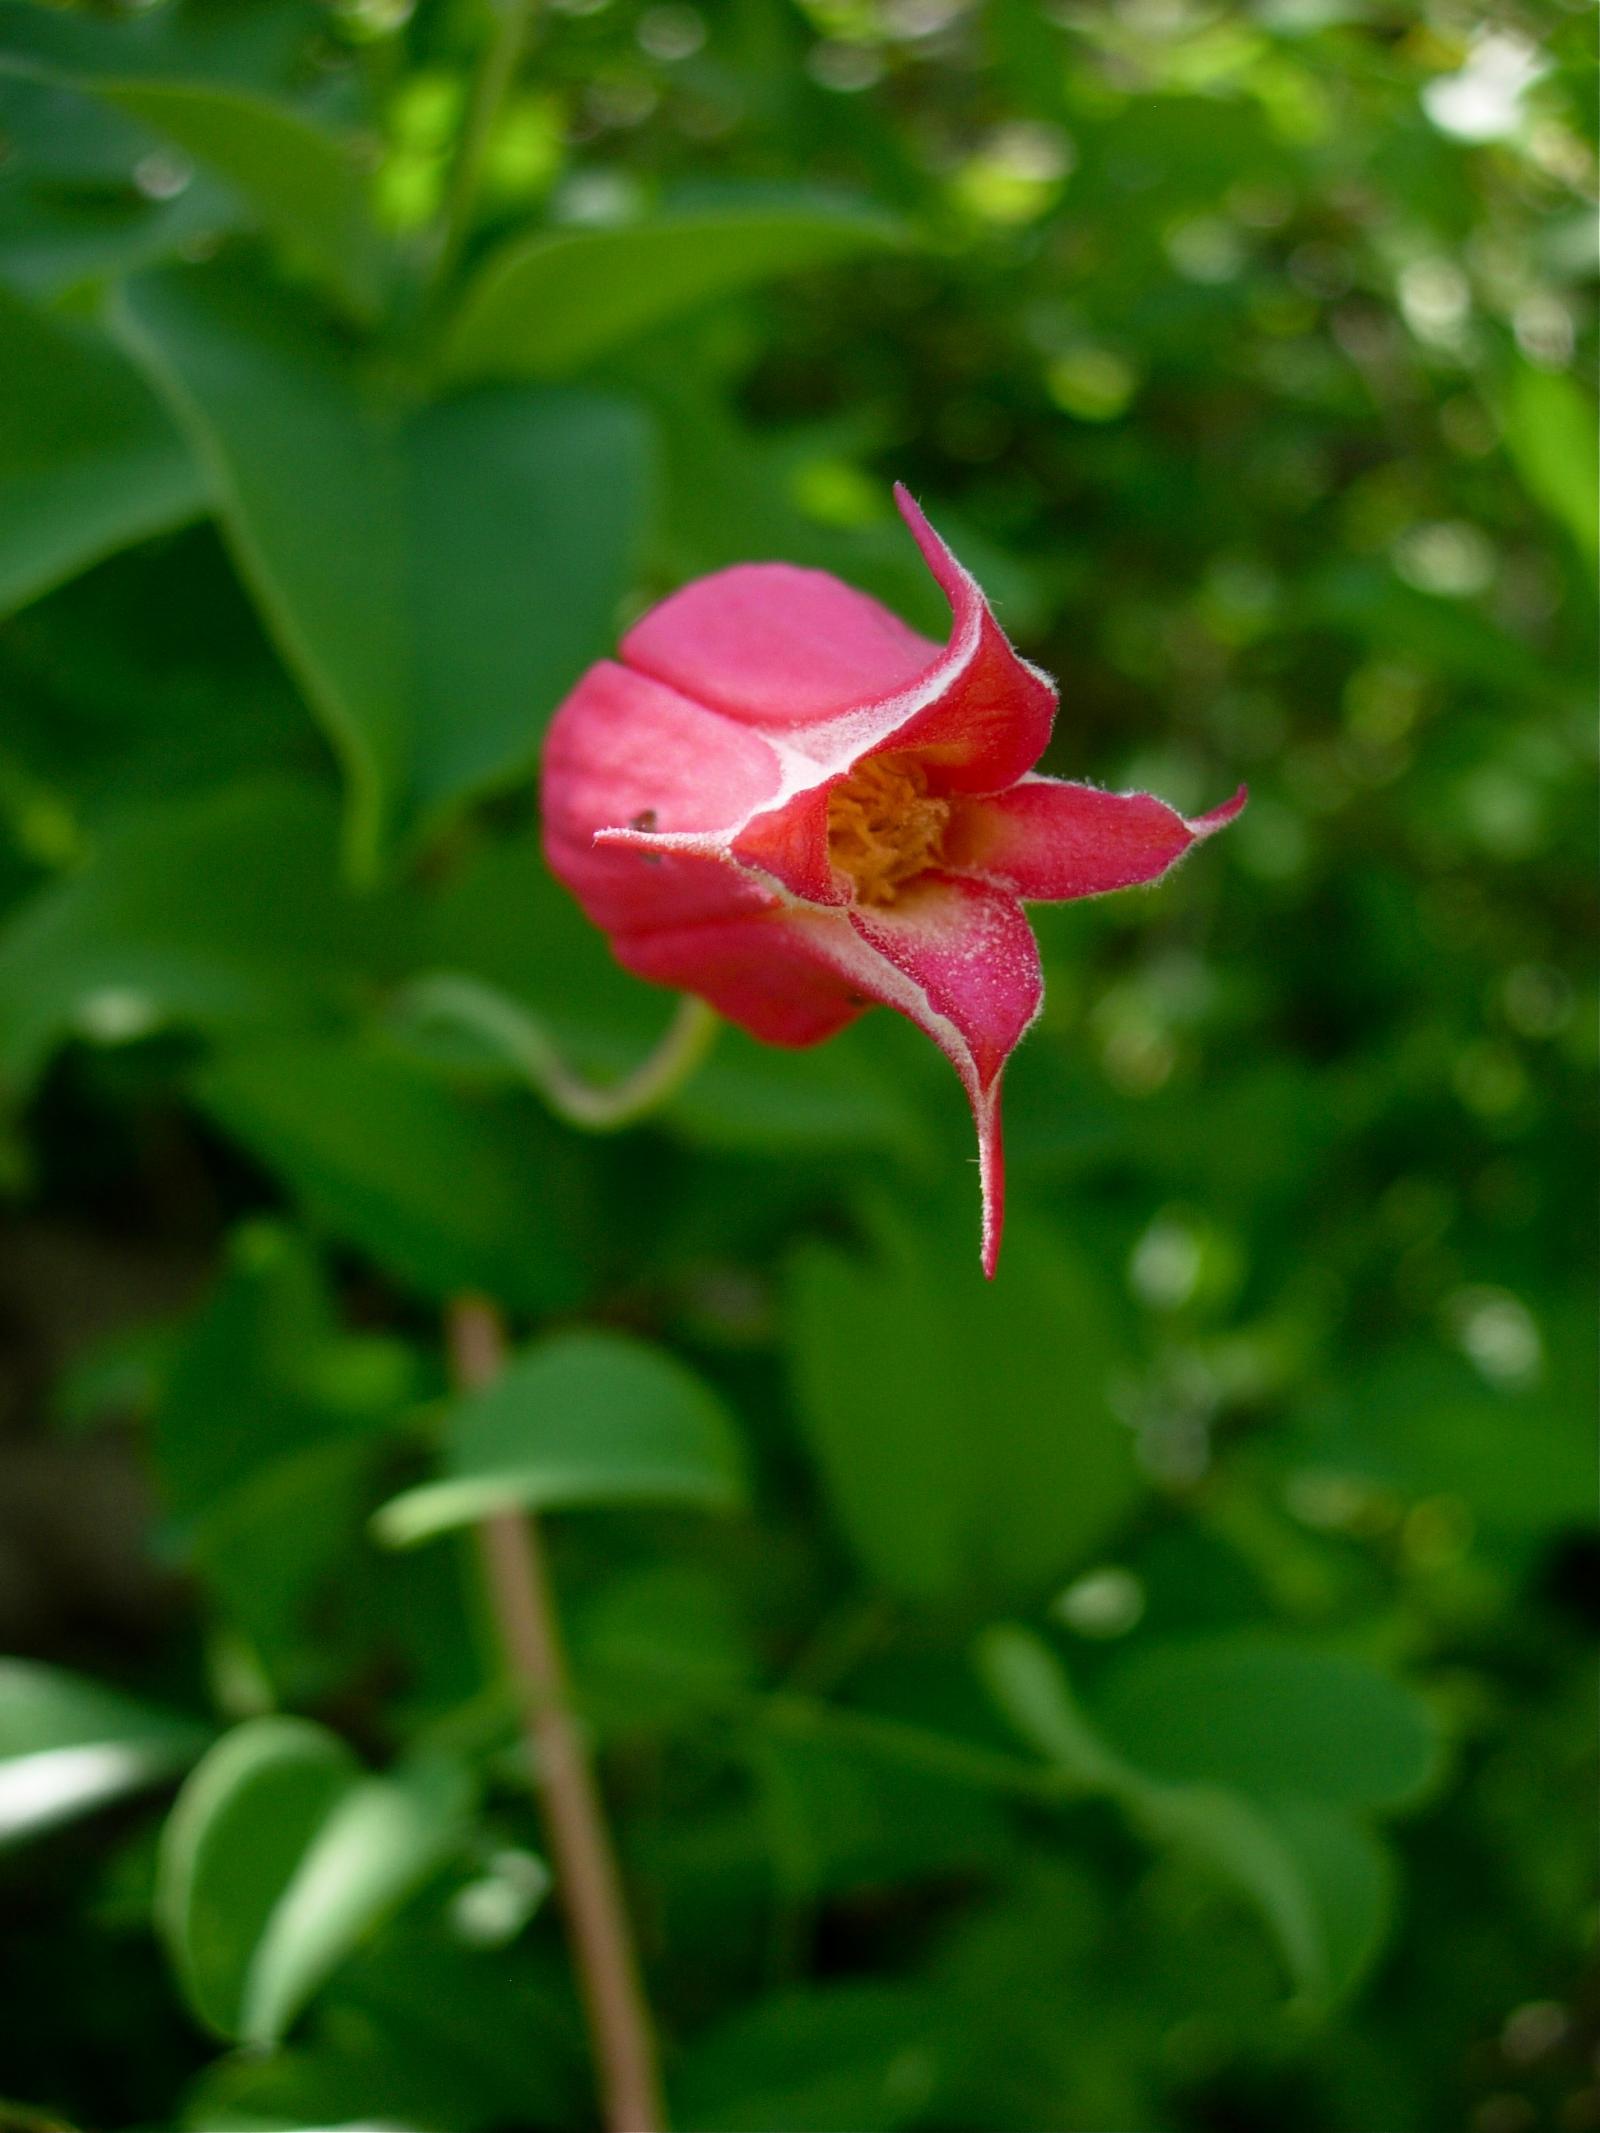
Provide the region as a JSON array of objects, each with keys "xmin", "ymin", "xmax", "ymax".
[
  {"xmin": 542, "ymin": 661, "xmax": 783, "ymax": 933},
  {"xmin": 621, "ymin": 563, "xmax": 939, "ymax": 729},
  {"xmin": 873, "ymin": 486, "xmax": 1057, "ymax": 795},
  {"xmin": 610, "ymin": 911, "xmax": 868, "ymax": 1049},
  {"xmin": 619, "ymin": 488, "xmax": 1057, "ymax": 798},
  {"xmin": 614, "ymin": 875, "xmax": 1043, "ymax": 1276},
  {"xmin": 944, "ymin": 777, "xmax": 1248, "ymax": 902},
  {"xmin": 846, "ymin": 874, "xmax": 1043, "ymax": 1277}
]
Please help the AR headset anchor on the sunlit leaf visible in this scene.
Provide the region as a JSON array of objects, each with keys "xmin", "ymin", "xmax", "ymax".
[
  {"xmin": 157, "ymin": 1716, "xmax": 470, "ymax": 2045},
  {"xmin": 0, "ymin": 1661, "xmax": 207, "ymax": 1847},
  {"xmin": 1500, "ymin": 362, "xmax": 1598, "ymax": 567}
]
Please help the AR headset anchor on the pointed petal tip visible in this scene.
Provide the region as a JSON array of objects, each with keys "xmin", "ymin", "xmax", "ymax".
[
  {"xmin": 1192, "ymin": 783, "xmax": 1248, "ymax": 834},
  {"xmin": 975, "ymin": 1080, "xmax": 1006, "ymax": 1281},
  {"xmin": 890, "ymin": 481, "xmax": 966, "ymax": 602}
]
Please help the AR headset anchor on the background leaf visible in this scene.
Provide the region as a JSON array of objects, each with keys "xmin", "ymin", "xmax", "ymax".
[
  {"xmin": 195, "ymin": 1034, "xmax": 596, "ymax": 1313},
  {"xmin": 1500, "ymin": 361, "xmax": 1598, "ymax": 567},
  {"xmin": 443, "ymin": 202, "xmax": 903, "ymax": 384},
  {"xmin": 98, "ymin": 83, "xmax": 384, "ymax": 320},
  {"xmin": 0, "ymin": 1662, "xmax": 207, "ymax": 1846},
  {"xmin": 157, "ymin": 1717, "xmax": 468, "ymax": 2044},
  {"xmin": 0, "ymin": 283, "xmax": 205, "ymax": 616},
  {"xmin": 375, "ymin": 1329, "xmax": 746, "ymax": 1545},
  {"xmin": 978, "ymin": 1626, "xmax": 1413, "ymax": 2004},
  {"xmin": 116, "ymin": 261, "xmax": 650, "ymax": 869},
  {"xmin": 786, "ymin": 1201, "xmax": 1142, "ymax": 1601},
  {"xmin": 0, "ymin": 778, "xmax": 380, "ymax": 1107},
  {"xmin": 1092, "ymin": 1632, "xmax": 1442, "ymax": 1809}
]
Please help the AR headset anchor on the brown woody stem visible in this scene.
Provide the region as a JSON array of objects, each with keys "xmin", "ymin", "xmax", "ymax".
[{"xmin": 447, "ymin": 1295, "xmax": 666, "ymax": 2133}]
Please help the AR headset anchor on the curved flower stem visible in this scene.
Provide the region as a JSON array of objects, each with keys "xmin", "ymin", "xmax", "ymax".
[
  {"xmin": 448, "ymin": 1295, "xmax": 666, "ymax": 2133},
  {"xmin": 428, "ymin": 0, "xmax": 538, "ymax": 302},
  {"xmin": 401, "ymin": 973, "xmax": 720, "ymax": 1132}
]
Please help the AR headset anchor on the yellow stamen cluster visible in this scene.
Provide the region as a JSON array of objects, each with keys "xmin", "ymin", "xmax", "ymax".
[{"xmin": 827, "ymin": 754, "xmax": 950, "ymax": 906}]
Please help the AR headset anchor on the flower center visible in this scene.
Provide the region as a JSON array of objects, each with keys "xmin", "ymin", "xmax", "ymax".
[{"xmin": 826, "ymin": 754, "xmax": 950, "ymax": 906}]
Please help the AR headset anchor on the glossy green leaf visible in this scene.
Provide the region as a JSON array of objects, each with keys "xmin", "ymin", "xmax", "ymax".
[
  {"xmin": 157, "ymin": 1717, "xmax": 469, "ymax": 2045},
  {"xmin": 375, "ymin": 1329, "xmax": 745, "ymax": 1544},
  {"xmin": 0, "ymin": 1661, "xmax": 207, "ymax": 1846},
  {"xmin": 442, "ymin": 202, "xmax": 902, "ymax": 385},
  {"xmin": 787, "ymin": 1203, "xmax": 1142, "ymax": 1601},
  {"xmin": 195, "ymin": 1035, "xmax": 593, "ymax": 1314},
  {"xmin": 0, "ymin": 283, "xmax": 205, "ymax": 615},
  {"xmin": 116, "ymin": 261, "xmax": 649, "ymax": 871},
  {"xmin": 1093, "ymin": 1633, "xmax": 1442, "ymax": 1809}
]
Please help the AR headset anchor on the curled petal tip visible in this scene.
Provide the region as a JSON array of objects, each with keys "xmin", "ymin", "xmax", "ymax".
[{"xmin": 1192, "ymin": 784, "xmax": 1248, "ymax": 835}]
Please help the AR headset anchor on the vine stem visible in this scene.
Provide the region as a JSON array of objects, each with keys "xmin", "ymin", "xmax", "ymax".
[
  {"xmin": 448, "ymin": 1296, "xmax": 666, "ymax": 2133},
  {"xmin": 428, "ymin": 0, "xmax": 538, "ymax": 302},
  {"xmin": 401, "ymin": 975, "xmax": 720, "ymax": 1132}
]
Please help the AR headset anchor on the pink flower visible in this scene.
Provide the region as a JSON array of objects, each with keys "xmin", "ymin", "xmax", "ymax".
[{"xmin": 542, "ymin": 486, "xmax": 1243, "ymax": 1276}]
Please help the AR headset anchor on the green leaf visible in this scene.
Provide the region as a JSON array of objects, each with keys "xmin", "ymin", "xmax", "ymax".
[
  {"xmin": 442, "ymin": 202, "xmax": 902, "ymax": 386},
  {"xmin": 374, "ymin": 1329, "xmax": 745, "ymax": 1545},
  {"xmin": 1500, "ymin": 362, "xmax": 1598, "ymax": 567},
  {"xmin": 672, "ymin": 1983, "xmax": 945, "ymax": 2133},
  {"xmin": 195, "ymin": 1035, "xmax": 594, "ymax": 1314},
  {"xmin": 667, "ymin": 1024, "xmax": 921, "ymax": 1159},
  {"xmin": 116, "ymin": 261, "xmax": 650, "ymax": 871},
  {"xmin": 0, "ymin": 1661, "xmax": 208, "ymax": 1846},
  {"xmin": 0, "ymin": 778, "xmax": 383, "ymax": 1107},
  {"xmin": 786, "ymin": 1202, "xmax": 1142, "ymax": 1602},
  {"xmin": 1136, "ymin": 1781, "xmax": 1333, "ymax": 1997},
  {"xmin": 1258, "ymin": 1797, "xmax": 1395, "ymax": 2002},
  {"xmin": 180, "ymin": 1910, "xmax": 582, "ymax": 2130},
  {"xmin": 974, "ymin": 1624, "xmax": 1123, "ymax": 1790},
  {"xmin": 157, "ymin": 1717, "xmax": 469, "ymax": 2045},
  {"xmin": 100, "ymin": 82, "xmax": 385, "ymax": 319},
  {"xmin": 0, "ymin": 6, "xmax": 383, "ymax": 317},
  {"xmin": 977, "ymin": 1628, "xmax": 1401, "ymax": 2005},
  {"xmin": 0, "ymin": 283, "xmax": 205, "ymax": 616},
  {"xmin": 1092, "ymin": 1632, "xmax": 1442, "ymax": 1809},
  {"xmin": 0, "ymin": 1, "xmax": 311, "ymax": 89}
]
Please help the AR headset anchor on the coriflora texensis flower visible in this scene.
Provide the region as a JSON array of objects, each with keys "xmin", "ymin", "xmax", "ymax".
[{"xmin": 542, "ymin": 487, "xmax": 1243, "ymax": 1274}]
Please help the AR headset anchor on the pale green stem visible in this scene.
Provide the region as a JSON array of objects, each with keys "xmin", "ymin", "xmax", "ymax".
[
  {"xmin": 399, "ymin": 972, "xmax": 720, "ymax": 1131},
  {"xmin": 427, "ymin": 0, "xmax": 538, "ymax": 301}
]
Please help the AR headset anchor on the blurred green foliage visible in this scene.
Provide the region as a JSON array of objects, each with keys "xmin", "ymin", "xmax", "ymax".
[{"xmin": 0, "ymin": 0, "xmax": 1593, "ymax": 2129}]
